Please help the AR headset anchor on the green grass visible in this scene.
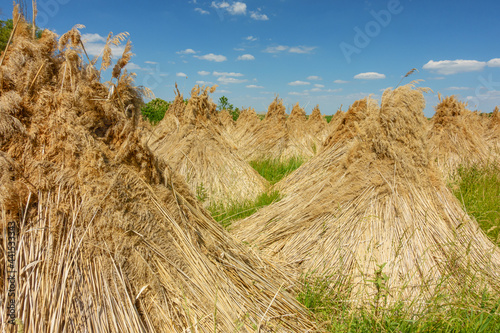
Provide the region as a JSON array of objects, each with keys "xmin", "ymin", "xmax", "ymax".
[
  {"xmin": 450, "ymin": 162, "xmax": 500, "ymax": 245},
  {"xmin": 208, "ymin": 191, "xmax": 281, "ymax": 228},
  {"xmin": 298, "ymin": 273, "xmax": 500, "ymax": 333},
  {"xmin": 249, "ymin": 157, "xmax": 304, "ymax": 185}
]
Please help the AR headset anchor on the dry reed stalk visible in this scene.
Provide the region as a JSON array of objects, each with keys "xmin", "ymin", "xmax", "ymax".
[
  {"xmin": 307, "ymin": 105, "xmax": 328, "ymax": 141},
  {"xmin": 232, "ymin": 84, "xmax": 500, "ymax": 309},
  {"xmin": 0, "ymin": 20, "xmax": 314, "ymax": 332}
]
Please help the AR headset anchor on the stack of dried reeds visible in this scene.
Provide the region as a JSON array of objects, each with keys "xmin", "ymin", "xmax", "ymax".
[
  {"xmin": 427, "ymin": 95, "xmax": 494, "ymax": 176},
  {"xmin": 307, "ymin": 104, "xmax": 328, "ymax": 142},
  {"xmin": 234, "ymin": 98, "xmax": 318, "ymax": 161},
  {"xmin": 232, "ymin": 84, "xmax": 500, "ymax": 308},
  {"xmin": 0, "ymin": 10, "xmax": 314, "ymax": 332},
  {"xmin": 282, "ymin": 103, "xmax": 318, "ymax": 159},
  {"xmin": 148, "ymin": 85, "xmax": 268, "ymax": 207}
]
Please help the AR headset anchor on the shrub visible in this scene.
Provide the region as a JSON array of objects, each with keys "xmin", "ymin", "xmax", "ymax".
[{"xmin": 141, "ymin": 98, "xmax": 170, "ymax": 124}]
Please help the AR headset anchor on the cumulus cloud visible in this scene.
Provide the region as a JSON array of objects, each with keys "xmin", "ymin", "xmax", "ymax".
[
  {"xmin": 334, "ymin": 79, "xmax": 348, "ymax": 84},
  {"xmin": 195, "ymin": 8, "xmax": 210, "ymax": 14},
  {"xmin": 263, "ymin": 45, "xmax": 316, "ymax": 54},
  {"xmin": 487, "ymin": 58, "xmax": 500, "ymax": 67},
  {"xmin": 125, "ymin": 62, "xmax": 144, "ymax": 71},
  {"xmin": 250, "ymin": 11, "xmax": 269, "ymax": 20},
  {"xmin": 314, "ymin": 84, "xmax": 325, "ymax": 88},
  {"xmin": 213, "ymin": 71, "xmax": 244, "ymax": 77},
  {"xmin": 211, "ymin": 1, "xmax": 246, "ymax": 15},
  {"xmin": 263, "ymin": 45, "xmax": 289, "ymax": 53},
  {"xmin": 217, "ymin": 77, "xmax": 247, "ymax": 84},
  {"xmin": 288, "ymin": 81, "xmax": 310, "ymax": 86},
  {"xmin": 237, "ymin": 54, "xmax": 255, "ymax": 61},
  {"xmin": 176, "ymin": 72, "xmax": 188, "ymax": 77},
  {"xmin": 422, "ymin": 60, "xmax": 486, "ymax": 75},
  {"xmin": 246, "ymin": 36, "xmax": 257, "ymax": 41},
  {"xmin": 144, "ymin": 61, "xmax": 158, "ymax": 65},
  {"xmin": 354, "ymin": 72, "xmax": 386, "ymax": 80},
  {"xmin": 196, "ymin": 80, "xmax": 214, "ymax": 85},
  {"xmin": 198, "ymin": 70, "xmax": 211, "ymax": 76},
  {"xmin": 194, "ymin": 53, "xmax": 227, "ymax": 62},
  {"xmin": 177, "ymin": 48, "xmax": 197, "ymax": 55},
  {"xmin": 308, "ymin": 76, "xmax": 322, "ymax": 81},
  {"xmin": 446, "ymin": 86, "xmax": 471, "ymax": 91},
  {"xmin": 289, "ymin": 46, "xmax": 316, "ymax": 54},
  {"xmin": 289, "ymin": 91, "xmax": 309, "ymax": 96},
  {"xmin": 81, "ymin": 33, "xmax": 125, "ymax": 58},
  {"xmin": 246, "ymin": 84, "xmax": 264, "ymax": 88},
  {"xmin": 228, "ymin": 2, "xmax": 247, "ymax": 15}
]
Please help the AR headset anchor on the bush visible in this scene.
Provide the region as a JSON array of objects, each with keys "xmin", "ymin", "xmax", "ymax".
[{"xmin": 141, "ymin": 98, "xmax": 170, "ymax": 124}]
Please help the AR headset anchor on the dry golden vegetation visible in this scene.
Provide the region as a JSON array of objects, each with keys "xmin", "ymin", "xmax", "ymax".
[{"xmin": 1, "ymin": 4, "xmax": 500, "ymax": 332}]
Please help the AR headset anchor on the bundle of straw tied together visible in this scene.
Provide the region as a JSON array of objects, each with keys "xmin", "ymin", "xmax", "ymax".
[{"xmin": 1, "ymin": 5, "xmax": 500, "ymax": 332}]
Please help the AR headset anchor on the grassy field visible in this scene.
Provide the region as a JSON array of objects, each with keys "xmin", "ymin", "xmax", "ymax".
[{"xmin": 450, "ymin": 162, "xmax": 500, "ymax": 245}]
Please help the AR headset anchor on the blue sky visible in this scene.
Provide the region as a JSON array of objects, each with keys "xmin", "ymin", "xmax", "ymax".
[{"xmin": 2, "ymin": 0, "xmax": 500, "ymax": 116}]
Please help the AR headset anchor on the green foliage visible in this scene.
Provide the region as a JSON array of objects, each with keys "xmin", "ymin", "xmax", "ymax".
[
  {"xmin": 217, "ymin": 96, "xmax": 240, "ymax": 121},
  {"xmin": 0, "ymin": 19, "xmax": 43, "ymax": 52},
  {"xmin": 140, "ymin": 98, "xmax": 170, "ymax": 124},
  {"xmin": 324, "ymin": 115, "xmax": 333, "ymax": 123},
  {"xmin": 250, "ymin": 157, "xmax": 304, "ymax": 185},
  {"xmin": 450, "ymin": 162, "xmax": 500, "ymax": 245},
  {"xmin": 196, "ymin": 182, "xmax": 208, "ymax": 203},
  {"xmin": 208, "ymin": 191, "xmax": 281, "ymax": 228}
]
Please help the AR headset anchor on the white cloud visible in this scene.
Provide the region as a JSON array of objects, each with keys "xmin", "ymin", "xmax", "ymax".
[
  {"xmin": 217, "ymin": 77, "xmax": 247, "ymax": 84},
  {"xmin": 237, "ymin": 54, "xmax": 255, "ymax": 61},
  {"xmin": 334, "ymin": 79, "xmax": 348, "ymax": 84},
  {"xmin": 446, "ymin": 86, "xmax": 471, "ymax": 91},
  {"xmin": 250, "ymin": 11, "xmax": 269, "ymax": 20},
  {"xmin": 263, "ymin": 45, "xmax": 289, "ymax": 53},
  {"xmin": 487, "ymin": 58, "xmax": 500, "ymax": 67},
  {"xmin": 288, "ymin": 80, "xmax": 310, "ymax": 86},
  {"xmin": 196, "ymin": 80, "xmax": 214, "ymax": 85},
  {"xmin": 81, "ymin": 33, "xmax": 125, "ymax": 58},
  {"xmin": 213, "ymin": 71, "xmax": 244, "ymax": 77},
  {"xmin": 289, "ymin": 46, "xmax": 316, "ymax": 54},
  {"xmin": 310, "ymin": 88, "xmax": 322, "ymax": 92},
  {"xmin": 326, "ymin": 88, "xmax": 342, "ymax": 93},
  {"xmin": 176, "ymin": 72, "xmax": 188, "ymax": 77},
  {"xmin": 234, "ymin": 47, "xmax": 245, "ymax": 51},
  {"xmin": 246, "ymin": 84, "xmax": 264, "ymax": 88},
  {"xmin": 354, "ymin": 72, "xmax": 386, "ymax": 80},
  {"xmin": 211, "ymin": 1, "xmax": 230, "ymax": 9},
  {"xmin": 198, "ymin": 70, "xmax": 211, "ymax": 76},
  {"xmin": 211, "ymin": 1, "xmax": 246, "ymax": 15},
  {"xmin": 308, "ymin": 76, "xmax": 322, "ymax": 81},
  {"xmin": 177, "ymin": 48, "xmax": 197, "ymax": 55},
  {"xmin": 216, "ymin": 89, "xmax": 232, "ymax": 94},
  {"xmin": 314, "ymin": 84, "xmax": 325, "ymax": 88},
  {"xmin": 144, "ymin": 61, "xmax": 158, "ymax": 65},
  {"xmin": 194, "ymin": 53, "xmax": 227, "ymax": 62},
  {"xmin": 246, "ymin": 36, "xmax": 257, "ymax": 41},
  {"xmin": 422, "ymin": 60, "xmax": 486, "ymax": 75},
  {"xmin": 195, "ymin": 8, "xmax": 210, "ymax": 15},
  {"xmin": 289, "ymin": 91, "xmax": 309, "ymax": 96},
  {"xmin": 125, "ymin": 62, "xmax": 144, "ymax": 71},
  {"xmin": 82, "ymin": 33, "xmax": 106, "ymax": 43}
]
